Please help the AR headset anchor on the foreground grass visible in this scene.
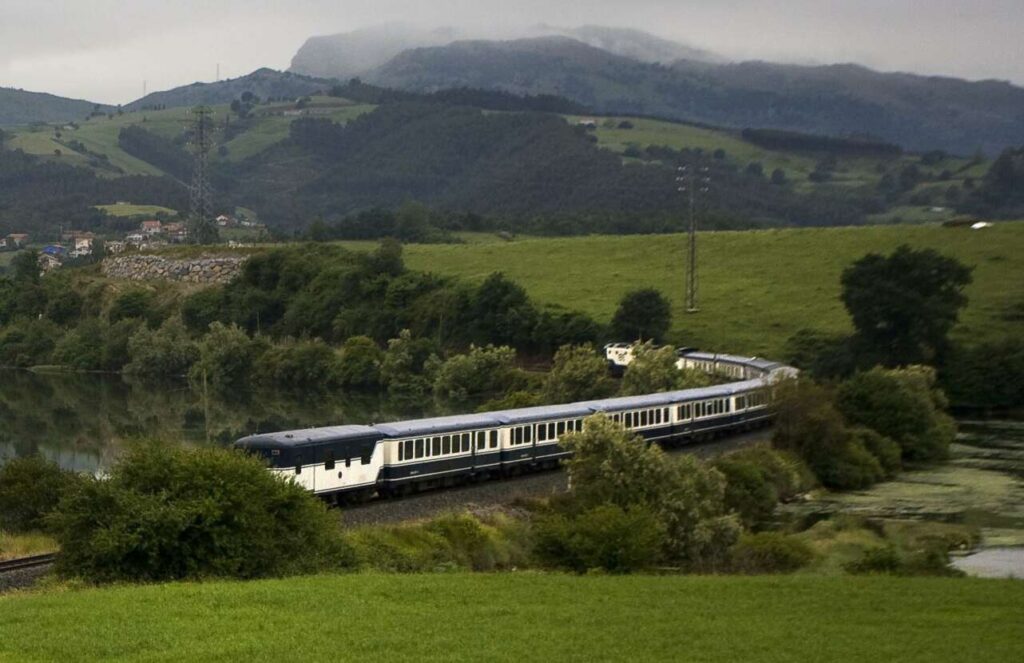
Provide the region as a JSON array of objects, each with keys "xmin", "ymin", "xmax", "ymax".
[
  {"xmin": 0, "ymin": 574, "xmax": 1020, "ymax": 661},
  {"xmin": 390, "ymin": 222, "xmax": 1024, "ymax": 357}
]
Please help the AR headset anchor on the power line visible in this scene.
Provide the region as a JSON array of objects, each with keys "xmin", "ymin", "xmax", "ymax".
[{"xmin": 676, "ymin": 161, "xmax": 710, "ymax": 313}]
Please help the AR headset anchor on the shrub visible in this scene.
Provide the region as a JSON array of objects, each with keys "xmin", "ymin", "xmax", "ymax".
[
  {"xmin": 252, "ymin": 338, "xmax": 342, "ymax": 390},
  {"xmin": 542, "ymin": 344, "xmax": 615, "ymax": 404},
  {"xmin": 47, "ymin": 444, "xmax": 350, "ymax": 583},
  {"xmin": 181, "ymin": 287, "xmax": 224, "ymax": 334},
  {"xmin": 533, "ymin": 504, "xmax": 664, "ymax": 574},
  {"xmin": 337, "ymin": 335, "xmax": 382, "ymax": 389},
  {"xmin": 52, "ymin": 319, "xmax": 107, "ymax": 371},
  {"xmin": 432, "ymin": 344, "xmax": 516, "ymax": 408},
  {"xmin": 713, "ymin": 456, "xmax": 778, "ymax": 529},
  {"xmin": 837, "ymin": 366, "xmax": 956, "ymax": 461},
  {"xmin": 124, "ymin": 317, "xmax": 199, "ymax": 377},
  {"xmin": 0, "ymin": 456, "xmax": 81, "ymax": 533},
  {"xmin": 0, "ymin": 318, "xmax": 60, "ymax": 367},
  {"xmin": 620, "ymin": 342, "xmax": 710, "ymax": 396},
  {"xmin": 108, "ymin": 288, "xmax": 159, "ymax": 326},
  {"xmin": 729, "ymin": 532, "xmax": 816, "ymax": 574},
  {"xmin": 189, "ymin": 322, "xmax": 268, "ymax": 391}
]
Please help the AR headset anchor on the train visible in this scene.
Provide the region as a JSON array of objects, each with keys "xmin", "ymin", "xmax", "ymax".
[{"xmin": 234, "ymin": 348, "xmax": 797, "ymax": 502}]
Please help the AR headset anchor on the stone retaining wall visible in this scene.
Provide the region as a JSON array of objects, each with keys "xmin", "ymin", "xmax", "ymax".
[{"xmin": 102, "ymin": 254, "xmax": 246, "ymax": 284}]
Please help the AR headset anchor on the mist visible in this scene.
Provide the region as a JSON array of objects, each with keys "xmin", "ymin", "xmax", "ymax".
[{"xmin": 1, "ymin": 0, "xmax": 1022, "ymax": 104}]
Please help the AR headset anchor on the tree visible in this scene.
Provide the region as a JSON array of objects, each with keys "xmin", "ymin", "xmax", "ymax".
[
  {"xmin": 124, "ymin": 317, "xmax": 199, "ymax": 377},
  {"xmin": 469, "ymin": 273, "xmax": 537, "ymax": 348},
  {"xmin": 610, "ymin": 288, "xmax": 671, "ymax": 343},
  {"xmin": 837, "ymin": 366, "xmax": 955, "ymax": 461},
  {"xmin": 47, "ymin": 444, "xmax": 349, "ymax": 583},
  {"xmin": 771, "ymin": 168, "xmax": 787, "ymax": 185},
  {"xmin": 11, "ymin": 250, "xmax": 40, "ymax": 284},
  {"xmin": 337, "ymin": 335, "xmax": 383, "ymax": 389},
  {"xmin": 0, "ymin": 455, "xmax": 81, "ymax": 533},
  {"xmin": 380, "ymin": 329, "xmax": 439, "ymax": 405},
  {"xmin": 189, "ymin": 322, "xmax": 268, "ymax": 391},
  {"xmin": 620, "ymin": 342, "xmax": 710, "ymax": 395},
  {"xmin": 542, "ymin": 344, "xmax": 615, "ymax": 404},
  {"xmin": 432, "ymin": 345, "xmax": 516, "ymax": 408},
  {"xmin": 559, "ymin": 415, "xmax": 739, "ymax": 569},
  {"xmin": 841, "ymin": 245, "xmax": 972, "ymax": 366}
]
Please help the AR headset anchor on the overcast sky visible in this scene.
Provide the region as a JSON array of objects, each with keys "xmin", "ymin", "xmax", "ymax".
[{"xmin": 1, "ymin": 0, "xmax": 1022, "ymax": 104}]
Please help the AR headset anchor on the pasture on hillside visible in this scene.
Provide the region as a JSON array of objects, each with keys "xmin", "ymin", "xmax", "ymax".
[
  {"xmin": 362, "ymin": 222, "xmax": 1024, "ymax": 358},
  {"xmin": 0, "ymin": 574, "xmax": 1020, "ymax": 661}
]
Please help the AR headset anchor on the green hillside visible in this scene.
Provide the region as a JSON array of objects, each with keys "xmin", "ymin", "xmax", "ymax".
[
  {"xmin": 354, "ymin": 222, "xmax": 1024, "ymax": 357},
  {"xmin": 3, "ymin": 99, "xmax": 376, "ymax": 177},
  {"xmin": 1, "ymin": 574, "xmax": 1020, "ymax": 661}
]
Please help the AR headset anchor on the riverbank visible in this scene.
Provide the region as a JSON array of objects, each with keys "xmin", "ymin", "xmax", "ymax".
[
  {"xmin": 784, "ymin": 420, "xmax": 1024, "ymax": 578},
  {"xmin": 1, "ymin": 574, "xmax": 1020, "ymax": 662}
]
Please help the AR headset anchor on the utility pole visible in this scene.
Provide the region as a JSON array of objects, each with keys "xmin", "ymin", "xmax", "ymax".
[
  {"xmin": 188, "ymin": 106, "xmax": 218, "ymax": 244},
  {"xmin": 676, "ymin": 162, "xmax": 710, "ymax": 313}
]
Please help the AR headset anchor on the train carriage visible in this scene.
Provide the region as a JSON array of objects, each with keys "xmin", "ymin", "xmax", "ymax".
[{"xmin": 235, "ymin": 348, "xmax": 796, "ymax": 501}]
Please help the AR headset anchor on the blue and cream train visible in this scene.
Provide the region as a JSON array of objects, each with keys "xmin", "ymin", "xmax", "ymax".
[{"xmin": 234, "ymin": 350, "xmax": 797, "ymax": 501}]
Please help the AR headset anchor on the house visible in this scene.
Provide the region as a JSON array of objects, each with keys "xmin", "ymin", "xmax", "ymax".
[
  {"xmin": 7, "ymin": 234, "xmax": 29, "ymax": 248},
  {"xmin": 105, "ymin": 241, "xmax": 126, "ymax": 254},
  {"xmin": 140, "ymin": 220, "xmax": 162, "ymax": 235},
  {"xmin": 125, "ymin": 232, "xmax": 146, "ymax": 245},
  {"xmin": 215, "ymin": 215, "xmax": 237, "ymax": 228},
  {"xmin": 61, "ymin": 230, "xmax": 95, "ymax": 243},
  {"xmin": 38, "ymin": 253, "xmax": 62, "ymax": 273},
  {"xmin": 41, "ymin": 244, "xmax": 66, "ymax": 257},
  {"xmin": 576, "ymin": 118, "xmax": 598, "ymax": 129},
  {"xmin": 0, "ymin": 237, "xmax": 6, "ymax": 250},
  {"xmin": 73, "ymin": 237, "xmax": 93, "ymax": 255},
  {"xmin": 163, "ymin": 222, "xmax": 189, "ymax": 243}
]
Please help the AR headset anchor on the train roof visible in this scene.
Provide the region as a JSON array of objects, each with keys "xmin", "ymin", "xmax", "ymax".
[
  {"xmin": 235, "ymin": 425, "xmax": 382, "ymax": 450},
  {"xmin": 682, "ymin": 352, "xmax": 783, "ymax": 372},
  {"xmin": 488, "ymin": 402, "xmax": 599, "ymax": 425},
  {"xmin": 372, "ymin": 413, "xmax": 503, "ymax": 438}
]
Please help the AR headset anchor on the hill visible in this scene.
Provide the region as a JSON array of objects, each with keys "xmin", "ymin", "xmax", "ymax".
[
  {"xmin": 355, "ymin": 223, "xmax": 1024, "ymax": 358},
  {"xmin": 125, "ymin": 69, "xmax": 334, "ymax": 111},
  {"xmin": 0, "ymin": 87, "xmax": 109, "ymax": 128},
  {"xmin": 289, "ymin": 24, "xmax": 720, "ymax": 81},
  {"xmin": 368, "ymin": 36, "xmax": 1024, "ymax": 155},
  {"xmin": 1, "ymin": 574, "xmax": 1020, "ymax": 661}
]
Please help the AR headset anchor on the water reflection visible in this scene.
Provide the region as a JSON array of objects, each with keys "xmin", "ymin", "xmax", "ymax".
[{"xmin": 0, "ymin": 370, "xmax": 428, "ymax": 473}]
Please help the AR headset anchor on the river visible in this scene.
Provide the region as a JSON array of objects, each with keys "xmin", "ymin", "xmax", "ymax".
[{"xmin": 0, "ymin": 369, "xmax": 428, "ymax": 474}]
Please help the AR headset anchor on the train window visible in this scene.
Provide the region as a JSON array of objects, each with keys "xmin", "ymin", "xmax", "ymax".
[
  {"xmin": 625, "ymin": 412, "xmax": 633, "ymax": 428},
  {"xmin": 663, "ymin": 408, "xmax": 670, "ymax": 422},
  {"xmin": 490, "ymin": 430, "xmax": 498, "ymax": 448},
  {"xmin": 514, "ymin": 427, "xmax": 523, "ymax": 445},
  {"xmin": 295, "ymin": 454, "xmax": 302, "ymax": 474},
  {"xmin": 547, "ymin": 423, "xmax": 555, "ymax": 439},
  {"xmin": 346, "ymin": 457, "xmax": 352, "ymax": 468},
  {"xmin": 361, "ymin": 450, "xmax": 372, "ymax": 465},
  {"xmin": 462, "ymin": 434, "xmax": 470, "ymax": 452},
  {"xmin": 430, "ymin": 437, "xmax": 438, "ymax": 456},
  {"xmin": 404, "ymin": 440, "xmax": 413, "ymax": 461},
  {"xmin": 524, "ymin": 426, "xmax": 533, "ymax": 443},
  {"xmin": 612, "ymin": 413, "xmax": 620, "ymax": 423},
  {"xmin": 442, "ymin": 436, "xmax": 451, "ymax": 454},
  {"xmin": 537, "ymin": 425, "xmax": 547, "ymax": 442},
  {"xmin": 325, "ymin": 451, "xmax": 335, "ymax": 471},
  {"xmin": 415, "ymin": 438, "xmax": 424, "ymax": 459},
  {"xmin": 556, "ymin": 421, "xmax": 565, "ymax": 435},
  {"xmin": 641, "ymin": 411, "xmax": 649, "ymax": 427},
  {"xmin": 398, "ymin": 443, "xmax": 404, "ymax": 462},
  {"xmin": 476, "ymin": 431, "xmax": 485, "ymax": 450}
]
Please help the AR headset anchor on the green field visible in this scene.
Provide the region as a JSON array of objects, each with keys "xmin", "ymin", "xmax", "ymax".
[
  {"xmin": 221, "ymin": 104, "xmax": 375, "ymax": 161},
  {"xmin": 0, "ymin": 574, "xmax": 1019, "ymax": 661},
  {"xmin": 364, "ymin": 222, "xmax": 1024, "ymax": 357},
  {"xmin": 95, "ymin": 203, "xmax": 179, "ymax": 218}
]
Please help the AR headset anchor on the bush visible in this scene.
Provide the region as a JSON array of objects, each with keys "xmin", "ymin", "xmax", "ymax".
[
  {"xmin": 0, "ymin": 318, "xmax": 60, "ymax": 367},
  {"xmin": 252, "ymin": 338, "xmax": 342, "ymax": 390},
  {"xmin": 542, "ymin": 343, "xmax": 615, "ymax": 404},
  {"xmin": 108, "ymin": 288, "xmax": 159, "ymax": 326},
  {"xmin": 124, "ymin": 317, "xmax": 199, "ymax": 377},
  {"xmin": 345, "ymin": 511, "xmax": 530, "ymax": 572},
  {"xmin": 610, "ymin": 288, "xmax": 671, "ymax": 343},
  {"xmin": 620, "ymin": 342, "xmax": 710, "ymax": 396},
  {"xmin": 181, "ymin": 287, "xmax": 224, "ymax": 334},
  {"xmin": 837, "ymin": 366, "xmax": 956, "ymax": 461},
  {"xmin": 0, "ymin": 456, "xmax": 81, "ymax": 533},
  {"xmin": 52, "ymin": 319, "xmax": 107, "ymax": 370},
  {"xmin": 47, "ymin": 444, "xmax": 350, "ymax": 583},
  {"xmin": 189, "ymin": 322, "xmax": 268, "ymax": 391},
  {"xmin": 729, "ymin": 532, "xmax": 816, "ymax": 574},
  {"xmin": 713, "ymin": 456, "xmax": 778, "ymax": 529},
  {"xmin": 337, "ymin": 335, "xmax": 382, "ymax": 389},
  {"xmin": 432, "ymin": 344, "xmax": 516, "ymax": 408},
  {"xmin": 533, "ymin": 504, "xmax": 664, "ymax": 573}
]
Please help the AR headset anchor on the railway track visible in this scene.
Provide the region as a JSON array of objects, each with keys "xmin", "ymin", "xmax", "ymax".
[{"xmin": 0, "ymin": 553, "xmax": 57, "ymax": 574}]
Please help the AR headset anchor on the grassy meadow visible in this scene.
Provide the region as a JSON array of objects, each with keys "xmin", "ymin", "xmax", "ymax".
[
  {"xmin": 0, "ymin": 574, "xmax": 1021, "ymax": 662},
  {"xmin": 363, "ymin": 222, "xmax": 1024, "ymax": 358}
]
